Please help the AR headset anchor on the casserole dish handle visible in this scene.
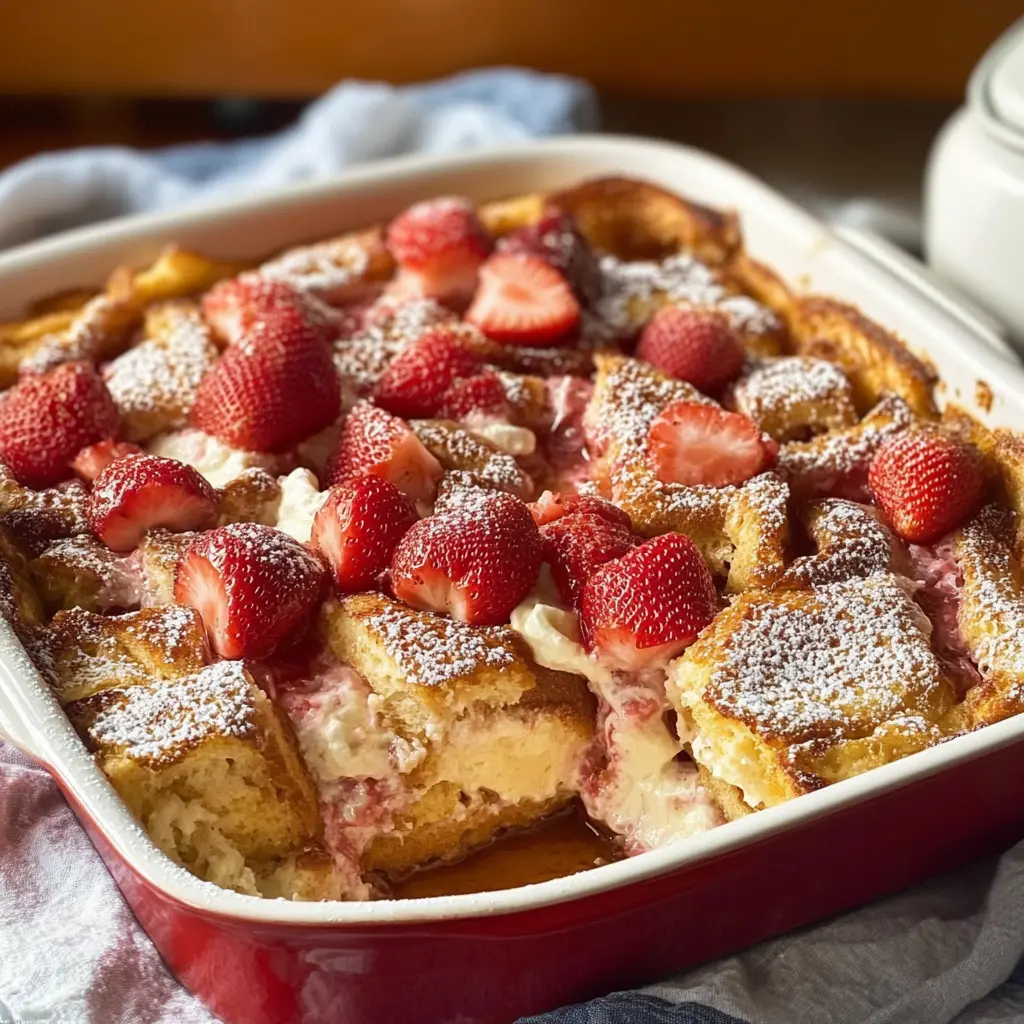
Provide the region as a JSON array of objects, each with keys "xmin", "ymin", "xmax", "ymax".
[
  {"xmin": 831, "ymin": 226, "xmax": 1017, "ymax": 363},
  {"xmin": 0, "ymin": 633, "xmax": 46, "ymax": 759}
]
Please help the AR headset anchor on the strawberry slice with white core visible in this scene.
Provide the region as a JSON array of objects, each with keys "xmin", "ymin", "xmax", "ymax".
[
  {"xmin": 389, "ymin": 490, "xmax": 542, "ymax": 625},
  {"xmin": 88, "ymin": 453, "xmax": 218, "ymax": 552},
  {"xmin": 311, "ymin": 475, "xmax": 418, "ymax": 593},
  {"xmin": 465, "ymin": 253, "xmax": 581, "ymax": 347},
  {"xmin": 647, "ymin": 400, "xmax": 774, "ymax": 488},
  {"xmin": 385, "ymin": 197, "xmax": 492, "ymax": 308},
  {"xmin": 72, "ymin": 439, "xmax": 144, "ymax": 483},
  {"xmin": 327, "ymin": 401, "xmax": 442, "ymax": 504},
  {"xmin": 580, "ymin": 533, "xmax": 717, "ymax": 671},
  {"xmin": 175, "ymin": 522, "xmax": 326, "ymax": 659}
]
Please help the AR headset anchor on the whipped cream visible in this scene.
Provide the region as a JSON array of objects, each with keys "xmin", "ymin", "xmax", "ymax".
[
  {"xmin": 147, "ymin": 429, "xmax": 284, "ymax": 488},
  {"xmin": 274, "ymin": 469, "xmax": 328, "ymax": 544}
]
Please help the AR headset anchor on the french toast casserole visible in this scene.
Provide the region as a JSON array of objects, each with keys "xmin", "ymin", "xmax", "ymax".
[{"xmin": 2, "ymin": 175, "xmax": 1022, "ymax": 902}]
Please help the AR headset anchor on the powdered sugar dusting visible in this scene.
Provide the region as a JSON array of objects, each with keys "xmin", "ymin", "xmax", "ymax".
[
  {"xmin": 734, "ymin": 357, "xmax": 853, "ymax": 431},
  {"xmin": 412, "ymin": 420, "xmax": 532, "ymax": 496}
]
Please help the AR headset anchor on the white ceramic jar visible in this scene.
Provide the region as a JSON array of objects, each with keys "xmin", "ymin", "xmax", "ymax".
[{"xmin": 925, "ymin": 18, "xmax": 1024, "ymax": 343}]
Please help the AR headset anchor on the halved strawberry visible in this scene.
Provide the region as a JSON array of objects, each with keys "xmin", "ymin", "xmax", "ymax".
[
  {"xmin": 190, "ymin": 312, "xmax": 341, "ymax": 452},
  {"xmin": 647, "ymin": 400, "xmax": 774, "ymax": 488},
  {"xmin": 326, "ymin": 402, "xmax": 442, "ymax": 503},
  {"xmin": 71, "ymin": 439, "xmax": 144, "ymax": 483},
  {"xmin": 389, "ymin": 490, "xmax": 541, "ymax": 624},
  {"xmin": 868, "ymin": 431, "xmax": 984, "ymax": 543},
  {"xmin": 528, "ymin": 490, "xmax": 632, "ymax": 531},
  {"xmin": 636, "ymin": 306, "xmax": 746, "ymax": 395},
  {"xmin": 385, "ymin": 197, "xmax": 492, "ymax": 307},
  {"xmin": 202, "ymin": 274, "xmax": 333, "ymax": 346},
  {"xmin": 374, "ymin": 328, "xmax": 481, "ymax": 419},
  {"xmin": 88, "ymin": 453, "xmax": 218, "ymax": 552},
  {"xmin": 437, "ymin": 371, "xmax": 509, "ymax": 421},
  {"xmin": 175, "ymin": 522, "xmax": 326, "ymax": 659},
  {"xmin": 496, "ymin": 208, "xmax": 599, "ymax": 301},
  {"xmin": 465, "ymin": 253, "xmax": 580, "ymax": 347},
  {"xmin": 579, "ymin": 533, "xmax": 717, "ymax": 670},
  {"xmin": 311, "ymin": 475, "xmax": 418, "ymax": 593},
  {"xmin": 541, "ymin": 511, "xmax": 635, "ymax": 608},
  {"xmin": 0, "ymin": 361, "xmax": 120, "ymax": 489}
]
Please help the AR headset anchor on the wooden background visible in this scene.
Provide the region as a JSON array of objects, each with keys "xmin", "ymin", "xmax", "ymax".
[{"xmin": 0, "ymin": 1, "xmax": 1019, "ymax": 100}]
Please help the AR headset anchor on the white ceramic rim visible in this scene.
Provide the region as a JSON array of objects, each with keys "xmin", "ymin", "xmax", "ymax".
[
  {"xmin": 969, "ymin": 15, "xmax": 1024, "ymax": 153},
  {"xmin": 2, "ymin": 134, "xmax": 1024, "ymax": 927}
]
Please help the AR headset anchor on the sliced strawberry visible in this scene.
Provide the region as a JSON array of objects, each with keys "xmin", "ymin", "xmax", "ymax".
[
  {"xmin": 175, "ymin": 522, "xmax": 326, "ymax": 659},
  {"xmin": 528, "ymin": 490, "xmax": 632, "ymax": 531},
  {"xmin": 437, "ymin": 371, "xmax": 509, "ymax": 421},
  {"xmin": 465, "ymin": 253, "xmax": 580, "ymax": 347},
  {"xmin": 311, "ymin": 475, "xmax": 418, "ymax": 593},
  {"xmin": 868, "ymin": 431, "xmax": 984, "ymax": 543},
  {"xmin": 647, "ymin": 400, "xmax": 773, "ymax": 488},
  {"xmin": 327, "ymin": 402, "xmax": 442, "ymax": 503},
  {"xmin": 389, "ymin": 490, "xmax": 541, "ymax": 624},
  {"xmin": 373, "ymin": 328, "xmax": 481, "ymax": 419},
  {"xmin": 71, "ymin": 439, "xmax": 144, "ymax": 483},
  {"xmin": 385, "ymin": 197, "xmax": 492, "ymax": 307},
  {"xmin": 636, "ymin": 306, "xmax": 746, "ymax": 395},
  {"xmin": 0, "ymin": 361, "xmax": 120, "ymax": 489},
  {"xmin": 541, "ymin": 511, "xmax": 635, "ymax": 608},
  {"xmin": 88, "ymin": 453, "xmax": 218, "ymax": 552},
  {"xmin": 579, "ymin": 533, "xmax": 717, "ymax": 670},
  {"xmin": 496, "ymin": 208, "xmax": 599, "ymax": 301},
  {"xmin": 190, "ymin": 312, "xmax": 340, "ymax": 452},
  {"xmin": 202, "ymin": 274, "xmax": 333, "ymax": 346}
]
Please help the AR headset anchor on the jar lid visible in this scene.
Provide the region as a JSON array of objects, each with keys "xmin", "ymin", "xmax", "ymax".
[{"xmin": 970, "ymin": 17, "xmax": 1024, "ymax": 148}]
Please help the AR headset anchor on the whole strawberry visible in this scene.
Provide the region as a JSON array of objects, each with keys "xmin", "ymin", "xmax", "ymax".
[
  {"xmin": 528, "ymin": 490, "xmax": 632, "ymax": 531},
  {"xmin": 202, "ymin": 274, "xmax": 334, "ymax": 345},
  {"xmin": 389, "ymin": 490, "xmax": 542, "ymax": 624},
  {"xmin": 175, "ymin": 522, "xmax": 326, "ymax": 659},
  {"xmin": 580, "ymin": 533, "xmax": 717, "ymax": 671},
  {"xmin": 541, "ymin": 511, "xmax": 635, "ymax": 608},
  {"xmin": 190, "ymin": 312, "xmax": 341, "ymax": 452},
  {"xmin": 636, "ymin": 307, "xmax": 746, "ymax": 395},
  {"xmin": 868, "ymin": 430, "xmax": 984, "ymax": 543},
  {"xmin": 0, "ymin": 361, "xmax": 120, "ymax": 488}
]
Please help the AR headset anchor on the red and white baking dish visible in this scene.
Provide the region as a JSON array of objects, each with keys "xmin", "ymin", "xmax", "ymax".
[{"xmin": 2, "ymin": 136, "xmax": 1024, "ymax": 1024}]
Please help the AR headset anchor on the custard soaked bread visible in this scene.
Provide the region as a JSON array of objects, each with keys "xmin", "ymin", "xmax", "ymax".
[{"xmin": 1, "ymin": 173, "xmax": 1021, "ymax": 902}]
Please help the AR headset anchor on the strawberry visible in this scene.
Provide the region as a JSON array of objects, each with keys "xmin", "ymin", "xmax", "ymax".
[
  {"xmin": 636, "ymin": 307, "xmax": 746, "ymax": 395},
  {"xmin": 71, "ymin": 439, "xmax": 144, "ymax": 483},
  {"xmin": 327, "ymin": 401, "xmax": 442, "ymax": 503},
  {"xmin": 190, "ymin": 313, "xmax": 341, "ymax": 452},
  {"xmin": 389, "ymin": 490, "xmax": 542, "ymax": 624},
  {"xmin": 647, "ymin": 400, "xmax": 775, "ymax": 488},
  {"xmin": 868, "ymin": 431, "xmax": 984, "ymax": 543},
  {"xmin": 579, "ymin": 533, "xmax": 717, "ymax": 670},
  {"xmin": 385, "ymin": 197, "xmax": 492, "ymax": 307},
  {"xmin": 437, "ymin": 371, "xmax": 509, "ymax": 421},
  {"xmin": 88, "ymin": 453, "xmax": 218, "ymax": 552},
  {"xmin": 311, "ymin": 475, "xmax": 418, "ymax": 593},
  {"xmin": 496, "ymin": 209, "xmax": 599, "ymax": 301},
  {"xmin": 465, "ymin": 253, "xmax": 580, "ymax": 347},
  {"xmin": 174, "ymin": 522, "xmax": 326, "ymax": 659},
  {"xmin": 541, "ymin": 511, "xmax": 635, "ymax": 608},
  {"xmin": 0, "ymin": 361, "xmax": 120, "ymax": 489},
  {"xmin": 373, "ymin": 328, "xmax": 481, "ymax": 419},
  {"xmin": 202, "ymin": 274, "xmax": 333, "ymax": 346},
  {"xmin": 528, "ymin": 490, "xmax": 632, "ymax": 531}
]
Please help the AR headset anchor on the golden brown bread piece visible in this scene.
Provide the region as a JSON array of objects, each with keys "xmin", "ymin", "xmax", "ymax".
[{"xmin": 29, "ymin": 535, "xmax": 138, "ymax": 615}]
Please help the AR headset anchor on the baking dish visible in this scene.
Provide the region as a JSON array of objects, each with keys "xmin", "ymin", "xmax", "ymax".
[{"xmin": 2, "ymin": 135, "xmax": 1024, "ymax": 1024}]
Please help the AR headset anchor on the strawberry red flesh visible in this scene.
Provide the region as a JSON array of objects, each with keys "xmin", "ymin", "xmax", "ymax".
[
  {"xmin": 580, "ymin": 532, "xmax": 717, "ymax": 671},
  {"xmin": 190, "ymin": 310, "xmax": 341, "ymax": 452},
  {"xmin": 437, "ymin": 371, "xmax": 509, "ymax": 421},
  {"xmin": 0, "ymin": 361, "xmax": 120, "ymax": 489},
  {"xmin": 202, "ymin": 274, "xmax": 334, "ymax": 346},
  {"xmin": 528, "ymin": 490, "xmax": 632, "ymax": 531},
  {"xmin": 389, "ymin": 490, "xmax": 542, "ymax": 624},
  {"xmin": 636, "ymin": 306, "xmax": 746, "ymax": 395},
  {"xmin": 868, "ymin": 431, "xmax": 984, "ymax": 543},
  {"xmin": 71, "ymin": 439, "xmax": 144, "ymax": 483},
  {"xmin": 647, "ymin": 400, "xmax": 772, "ymax": 488},
  {"xmin": 311, "ymin": 475, "xmax": 418, "ymax": 593},
  {"xmin": 326, "ymin": 401, "xmax": 442, "ymax": 503},
  {"xmin": 541, "ymin": 511, "xmax": 635, "ymax": 607},
  {"xmin": 374, "ymin": 328, "xmax": 481, "ymax": 419},
  {"xmin": 496, "ymin": 209, "xmax": 599, "ymax": 301},
  {"xmin": 174, "ymin": 522, "xmax": 326, "ymax": 659},
  {"xmin": 88, "ymin": 453, "xmax": 219, "ymax": 552},
  {"xmin": 465, "ymin": 253, "xmax": 581, "ymax": 347}
]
